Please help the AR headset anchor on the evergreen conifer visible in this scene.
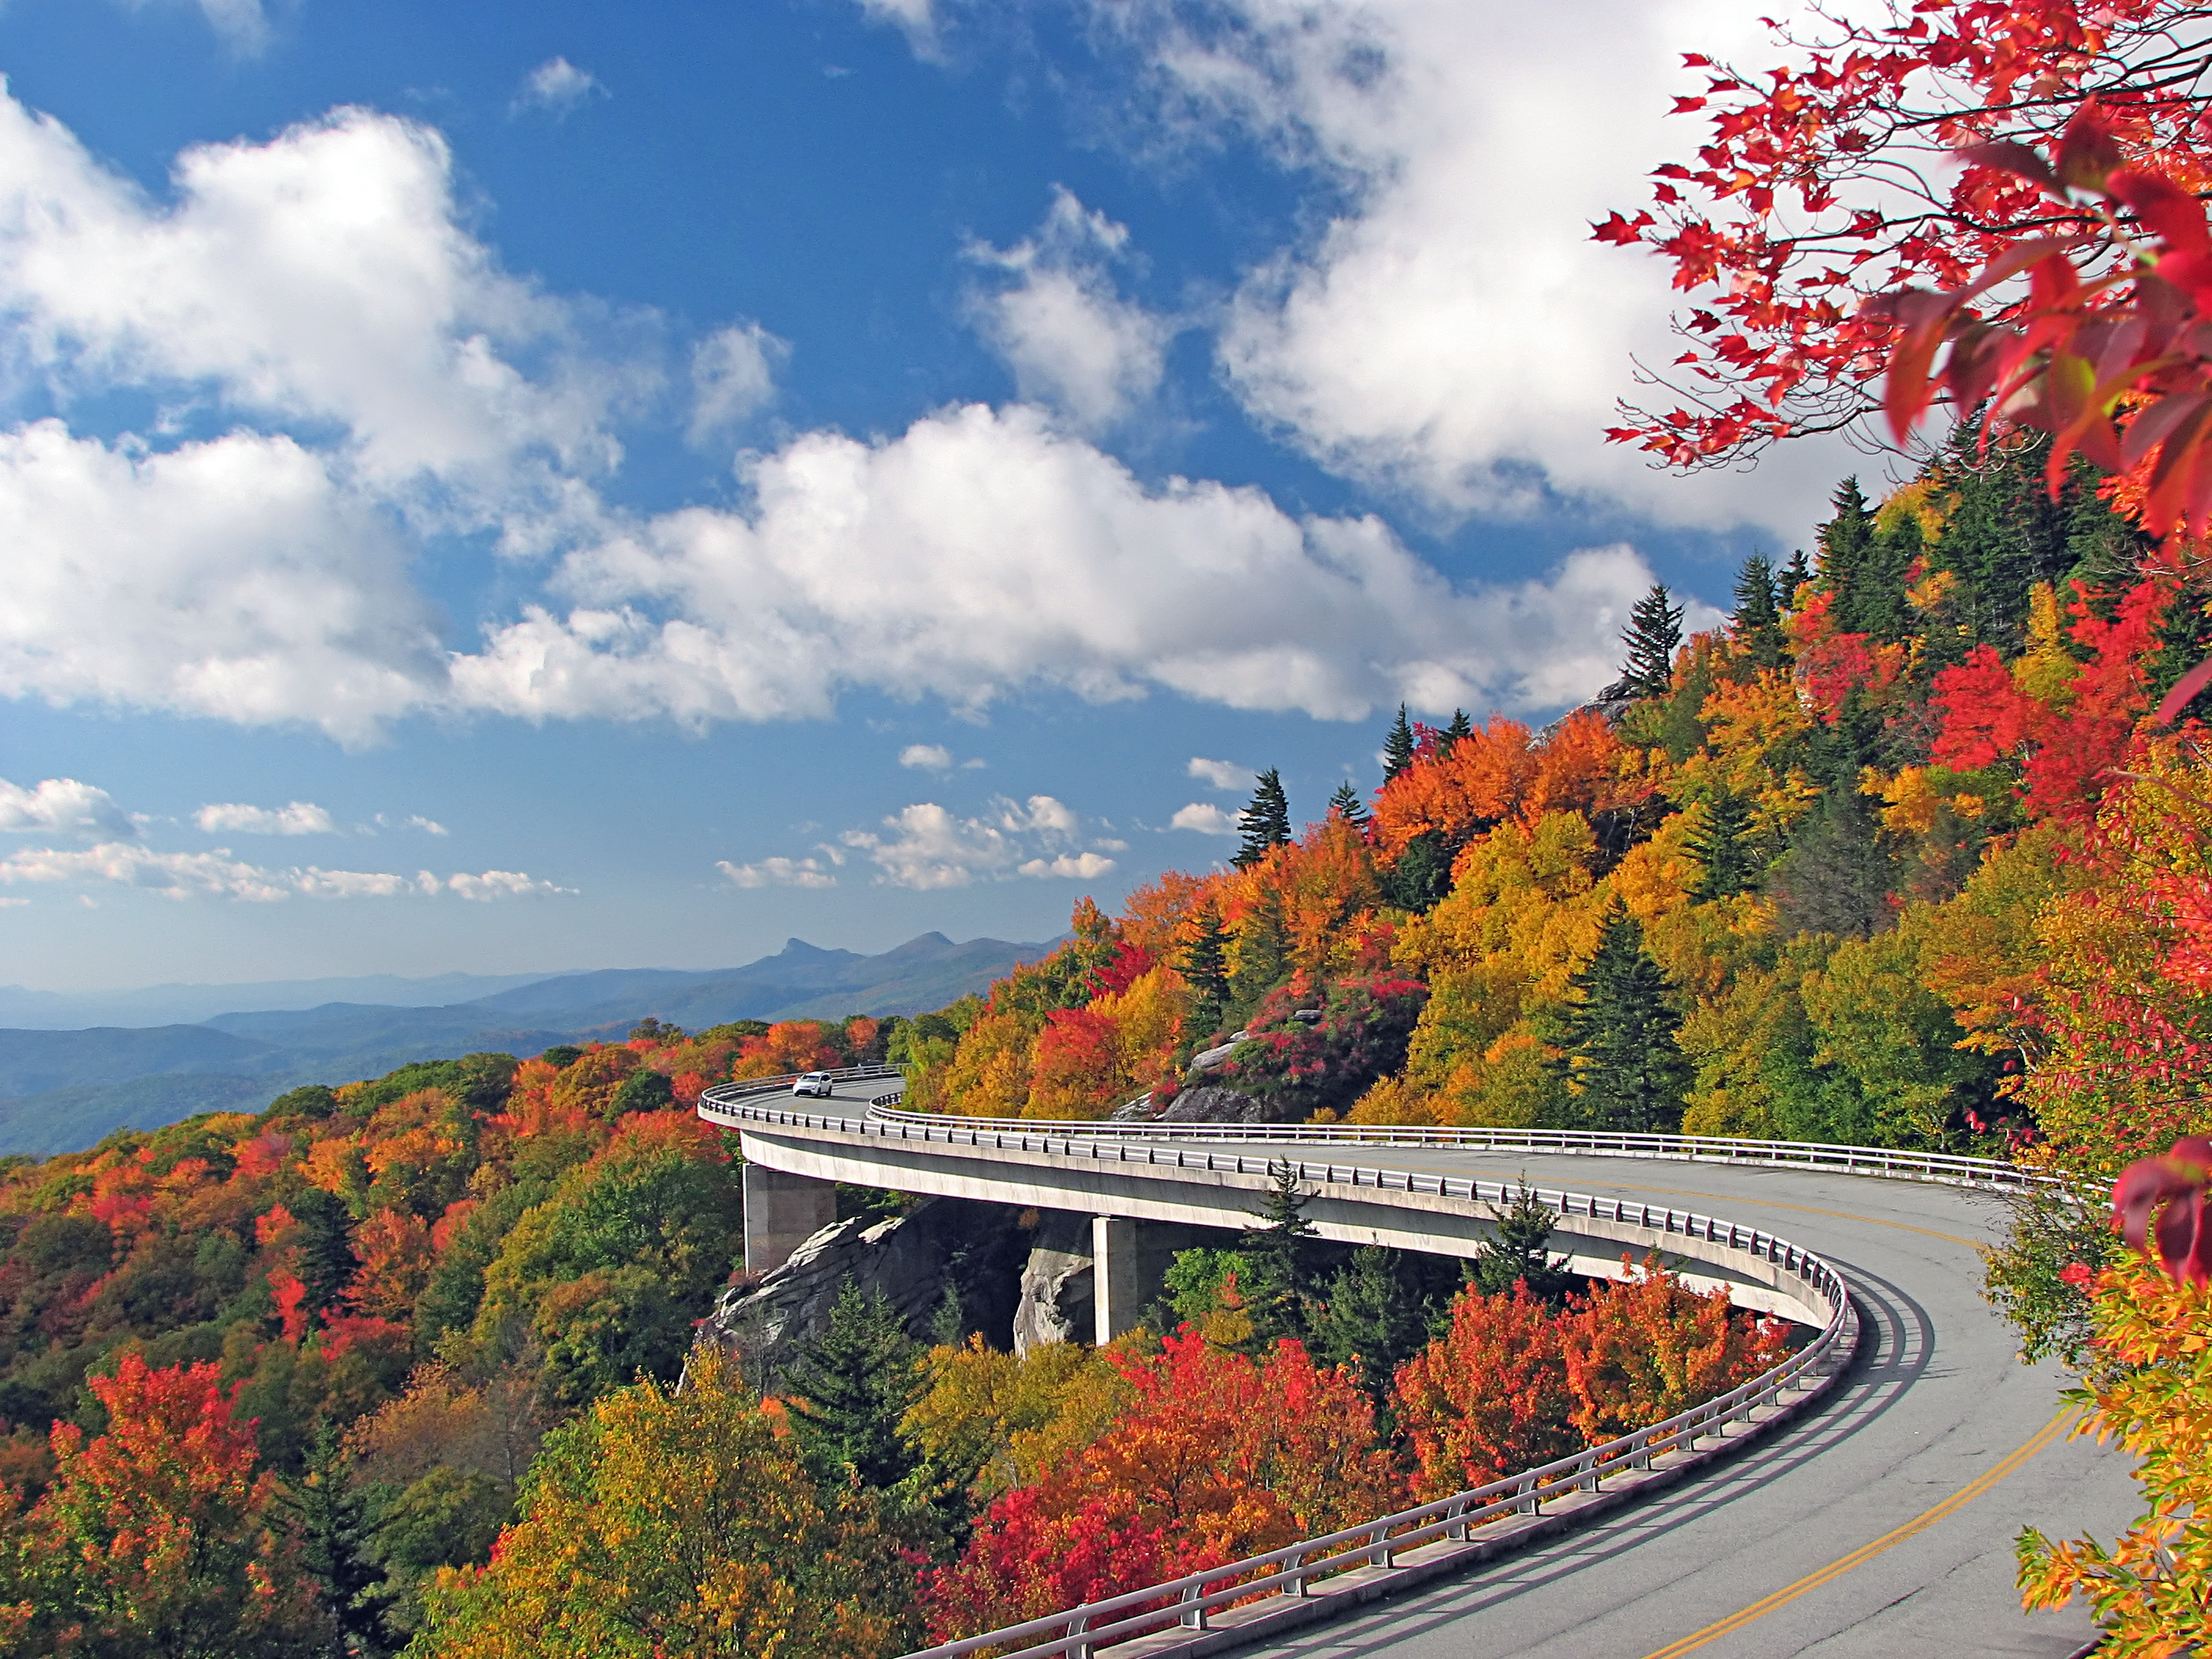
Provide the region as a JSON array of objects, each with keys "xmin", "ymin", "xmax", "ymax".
[
  {"xmin": 1310, "ymin": 1246, "xmax": 1434, "ymax": 1410},
  {"xmin": 1382, "ymin": 703, "xmax": 1416, "ymax": 782},
  {"xmin": 1178, "ymin": 904, "xmax": 1232, "ymax": 1038},
  {"xmin": 1383, "ymin": 831, "xmax": 1452, "ymax": 914},
  {"xmin": 1227, "ymin": 887, "xmax": 1291, "ymax": 1014},
  {"xmin": 1470, "ymin": 1183, "xmax": 1578, "ymax": 1305},
  {"xmin": 1232, "ymin": 768, "xmax": 1293, "ymax": 870},
  {"xmin": 1235, "ymin": 1160, "xmax": 1320, "ymax": 1345},
  {"xmin": 1732, "ymin": 554, "xmax": 1785, "ymax": 670},
  {"xmin": 1817, "ymin": 477, "xmax": 1873, "ymax": 604},
  {"xmin": 782, "ymin": 1279, "xmax": 923, "ymax": 1489},
  {"xmin": 1327, "ymin": 780, "xmax": 1372, "ymax": 832},
  {"xmin": 1614, "ymin": 585, "xmax": 1685, "ymax": 699},
  {"xmin": 1560, "ymin": 905, "xmax": 1691, "ymax": 1133},
  {"xmin": 290, "ymin": 1426, "xmax": 397, "ymax": 1657},
  {"xmin": 1780, "ymin": 548, "xmax": 1812, "ymax": 602},
  {"xmin": 1686, "ymin": 791, "xmax": 1759, "ymax": 900},
  {"xmin": 1440, "ymin": 709, "xmax": 1472, "ymax": 754}
]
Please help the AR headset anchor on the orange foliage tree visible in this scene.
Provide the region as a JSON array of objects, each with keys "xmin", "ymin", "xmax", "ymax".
[
  {"xmin": 2, "ymin": 1354, "xmax": 329, "ymax": 1656},
  {"xmin": 926, "ymin": 1331, "xmax": 1401, "ymax": 1640}
]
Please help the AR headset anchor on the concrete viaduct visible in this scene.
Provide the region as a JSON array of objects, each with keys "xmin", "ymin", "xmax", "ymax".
[{"xmin": 701, "ymin": 1074, "xmax": 2135, "ymax": 1659}]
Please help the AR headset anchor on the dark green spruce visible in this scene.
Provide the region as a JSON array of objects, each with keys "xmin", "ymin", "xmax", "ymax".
[
  {"xmin": 1232, "ymin": 767, "xmax": 1294, "ymax": 870},
  {"xmin": 1560, "ymin": 904, "xmax": 1691, "ymax": 1134},
  {"xmin": 782, "ymin": 1279, "xmax": 924, "ymax": 1490}
]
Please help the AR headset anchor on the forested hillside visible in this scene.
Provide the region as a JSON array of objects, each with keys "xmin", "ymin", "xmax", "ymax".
[
  {"xmin": 904, "ymin": 434, "xmax": 2210, "ymax": 1187},
  {"xmin": 0, "ymin": 434, "xmax": 2200, "ymax": 1653}
]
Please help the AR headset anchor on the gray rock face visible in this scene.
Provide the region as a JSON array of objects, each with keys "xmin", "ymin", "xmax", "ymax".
[
  {"xmin": 1158, "ymin": 1083, "xmax": 1267, "ymax": 1123},
  {"xmin": 1185, "ymin": 1031, "xmax": 1250, "ymax": 1075},
  {"xmin": 694, "ymin": 1196, "xmax": 1030, "ymax": 1385},
  {"xmin": 1013, "ymin": 1213, "xmax": 1094, "ymax": 1353}
]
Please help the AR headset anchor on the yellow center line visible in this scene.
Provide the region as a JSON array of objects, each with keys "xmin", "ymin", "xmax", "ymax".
[
  {"xmin": 1637, "ymin": 1408, "xmax": 2078, "ymax": 1659},
  {"xmin": 1593, "ymin": 1185, "xmax": 1983, "ymax": 1251}
]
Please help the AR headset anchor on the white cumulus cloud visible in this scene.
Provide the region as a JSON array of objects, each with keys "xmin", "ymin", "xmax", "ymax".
[
  {"xmin": 837, "ymin": 793, "xmax": 1112, "ymax": 890},
  {"xmin": 717, "ymin": 855, "xmax": 839, "ymax": 890},
  {"xmin": 1060, "ymin": 0, "xmax": 1847, "ymax": 529},
  {"xmin": 455, "ymin": 401, "xmax": 1675, "ymax": 727},
  {"xmin": 688, "ymin": 322, "xmax": 783, "ymax": 446},
  {"xmin": 513, "ymin": 57, "xmax": 603, "ymax": 117},
  {"xmin": 1187, "ymin": 757, "xmax": 1252, "ymax": 793},
  {"xmin": 0, "ymin": 840, "xmax": 567, "ymax": 901},
  {"xmin": 899, "ymin": 743, "xmax": 955, "ymax": 772},
  {"xmin": 965, "ymin": 187, "xmax": 1174, "ymax": 433},
  {"xmin": 0, "ymin": 777, "xmax": 137, "ymax": 840},
  {"xmin": 1170, "ymin": 802, "xmax": 1237, "ymax": 835},
  {"xmin": 0, "ymin": 86, "xmax": 643, "ymax": 740},
  {"xmin": 195, "ymin": 800, "xmax": 337, "ymax": 836}
]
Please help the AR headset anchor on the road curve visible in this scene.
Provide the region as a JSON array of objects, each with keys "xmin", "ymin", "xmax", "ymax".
[{"xmin": 713, "ymin": 1092, "xmax": 2137, "ymax": 1657}]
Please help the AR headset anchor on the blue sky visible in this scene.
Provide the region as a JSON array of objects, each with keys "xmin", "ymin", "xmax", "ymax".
[{"xmin": 0, "ymin": 0, "xmax": 1851, "ymax": 994}]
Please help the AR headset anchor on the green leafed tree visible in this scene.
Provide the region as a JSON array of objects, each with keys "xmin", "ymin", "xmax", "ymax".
[
  {"xmin": 1382, "ymin": 704, "xmax": 1417, "ymax": 782},
  {"xmin": 1731, "ymin": 555, "xmax": 1785, "ymax": 671},
  {"xmin": 1613, "ymin": 585, "xmax": 1685, "ymax": 700},
  {"xmin": 1232, "ymin": 769, "xmax": 1293, "ymax": 870},
  {"xmin": 1559, "ymin": 905, "xmax": 1691, "ymax": 1134},
  {"xmin": 1686, "ymin": 791, "xmax": 1760, "ymax": 902},
  {"xmin": 1440, "ymin": 710, "xmax": 1472, "ymax": 756},
  {"xmin": 781, "ymin": 1280, "xmax": 924, "ymax": 1491},
  {"xmin": 1327, "ymin": 781, "xmax": 1372, "ymax": 833}
]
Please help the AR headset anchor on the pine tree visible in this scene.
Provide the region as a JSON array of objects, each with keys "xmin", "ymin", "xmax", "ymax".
[
  {"xmin": 1178, "ymin": 903, "xmax": 1232, "ymax": 1038},
  {"xmin": 1440, "ymin": 709, "xmax": 1472, "ymax": 755},
  {"xmin": 782, "ymin": 1279, "xmax": 923, "ymax": 1490},
  {"xmin": 1685, "ymin": 791, "xmax": 1759, "ymax": 901},
  {"xmin": 1470, "ymin": 1183, "xmax": 1579, "ymax": 1306},
  {"xmin": 1327, "ymin": 780, "xmax": 1372, "ymax": 833},
  {"xmin": 1310, "ymin": 1246, "xmax": 1434, "ymax": 1410},
  {"xmin": 1780, "ymin": 548, "xmax": 1812, "ymax": 603},
  {"xmin": 1232, "ymin": 767, "xmax": 1293, "ymax": 870},
  {"xmin": 1235, "ymin": 1160, "xmax": 1320, "ymax": 1346},
  {"xmin": 1382, "ymin": 703, "xmax": 1416, "ymax": 782},
  {"xmin": 1560, "ymin": 905, "xmax": 1691, "ymax": 1133},
  {"xmin": 1383, "ymin": 831, "xmax": 1452, "ymax": 914},
  {"xmin": 1817, "ymin": 478, "xmax": 1874, "ymax": 606},
  {"xmin": 1614, "ymin": 584, "xmax": 1685, "ymax": 699},
  {"xmin": 1731, "ymin": 554, "xmax": 1785, "ymax": 670},
  {"xmin": 290, "ymin": 1426, "xmax": 397, "ymax": 1657}
]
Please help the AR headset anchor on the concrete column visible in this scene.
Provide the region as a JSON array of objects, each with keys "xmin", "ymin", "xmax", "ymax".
[
  {"xmin": 1093, "ymin": 1215, "xmax": 1141, "ymax": 1345},
  {"xmin": 744, "ymin": 1164, "xmax": 837, "ymax": 1278}
]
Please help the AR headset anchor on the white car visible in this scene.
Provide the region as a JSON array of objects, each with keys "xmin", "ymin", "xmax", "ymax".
[{"xmin": 791, "ymin": 1071, "xmax": 835, "ymax": 1099}]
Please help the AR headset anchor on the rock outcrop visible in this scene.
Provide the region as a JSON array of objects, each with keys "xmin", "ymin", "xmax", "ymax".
[
  {"xmin": 1157, "ymin": 1083, "xmax": 1268, "ymax": 1123},
  {"xmin": 1012, "ymin": 1212, "xmax": 1094, "ymax": 1353},
  {"xmin": 694, "ymin": 1196, "xmax": 1031, "ymax": 1383}
]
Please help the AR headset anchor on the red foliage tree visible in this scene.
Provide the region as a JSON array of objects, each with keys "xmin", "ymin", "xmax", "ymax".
[
  {"xmin": 1393, "ymin": 1283, "xmax": 1580, "ymax": 1497},
  {"xmin": 926, "ymin": 1332, "xmax": 1400, "ymax": 1641},
  {"xmin": 10, "ymin": 1354, "xmax": 329, "ymax": 1656}
]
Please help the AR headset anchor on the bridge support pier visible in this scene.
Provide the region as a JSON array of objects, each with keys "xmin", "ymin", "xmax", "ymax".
[
  {"xmin": 745, "ymin": 1164, "xmax": 837, "ymax": 1277},
  {"xmin": 1091, "ymin": 1215, "xmax": 1219, "ymax": 1344}
]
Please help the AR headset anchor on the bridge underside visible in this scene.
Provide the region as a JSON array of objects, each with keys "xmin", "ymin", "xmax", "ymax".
[{"xmin": 738, "ymin": 1123, "xmax": 1833, "ymax": 1338}]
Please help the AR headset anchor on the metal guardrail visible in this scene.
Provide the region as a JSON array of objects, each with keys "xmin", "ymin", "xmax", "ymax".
[
  {"xmin": 862, "ymin": 1103, "xmax": 2060, "ymax": 1192},
  {"xmin": 700, "ymin": 1088, "xmax": 1857, "ymax": 1659}
]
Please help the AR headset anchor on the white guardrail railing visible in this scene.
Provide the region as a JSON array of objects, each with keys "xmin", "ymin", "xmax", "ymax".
[
  {"xmin": 699, "ymin": 1071, "xmax": 2056, "ymax": 1193},
  {"xmin": 697, "ymin": 1079, "xmax": 1907, "ymax": 1659}
]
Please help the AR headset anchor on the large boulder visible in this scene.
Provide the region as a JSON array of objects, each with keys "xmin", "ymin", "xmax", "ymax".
[
  {"xmin": 694, "ymin": 1196, "xmax": 1031, "ymax": 1385},
  {"xmin": 1012, "ymin": 1212, "xmax": 1095, "ymax": 1353},
  {"xmin": 1157, "ymin": 1084, "xmax": 1268, "ymax": 1123}
]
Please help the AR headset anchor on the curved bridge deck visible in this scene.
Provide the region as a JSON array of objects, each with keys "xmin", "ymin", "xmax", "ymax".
[{"xmin": 702, "ymin": 1086, "xmax": 2133, "ymax": 1657}]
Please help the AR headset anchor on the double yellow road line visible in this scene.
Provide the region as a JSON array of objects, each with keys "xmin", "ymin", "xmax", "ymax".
[{"xmin": 1640, "ymin": 1407, "xmax": 2079, "ymax": 1657}]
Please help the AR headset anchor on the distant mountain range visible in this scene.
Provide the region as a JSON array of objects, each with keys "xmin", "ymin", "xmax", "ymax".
[{"xmin": 0, "ymin": 932, "xmax": 1051, "ymax": 1158}]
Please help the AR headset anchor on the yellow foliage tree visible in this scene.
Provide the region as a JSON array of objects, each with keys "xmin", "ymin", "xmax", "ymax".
[{"xmin": 409, "ymin": 1350, "xmax": 920, "ymax": 1659}]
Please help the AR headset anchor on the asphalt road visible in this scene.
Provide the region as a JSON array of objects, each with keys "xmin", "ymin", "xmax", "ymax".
[
  {"xmin": 723, "ymin": 1099, "xmax": 2138, "ymax": 1657},
  {"xmin": 1210, "ymin": 1144, "xmax": 2132, "ymax": 1659}
]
